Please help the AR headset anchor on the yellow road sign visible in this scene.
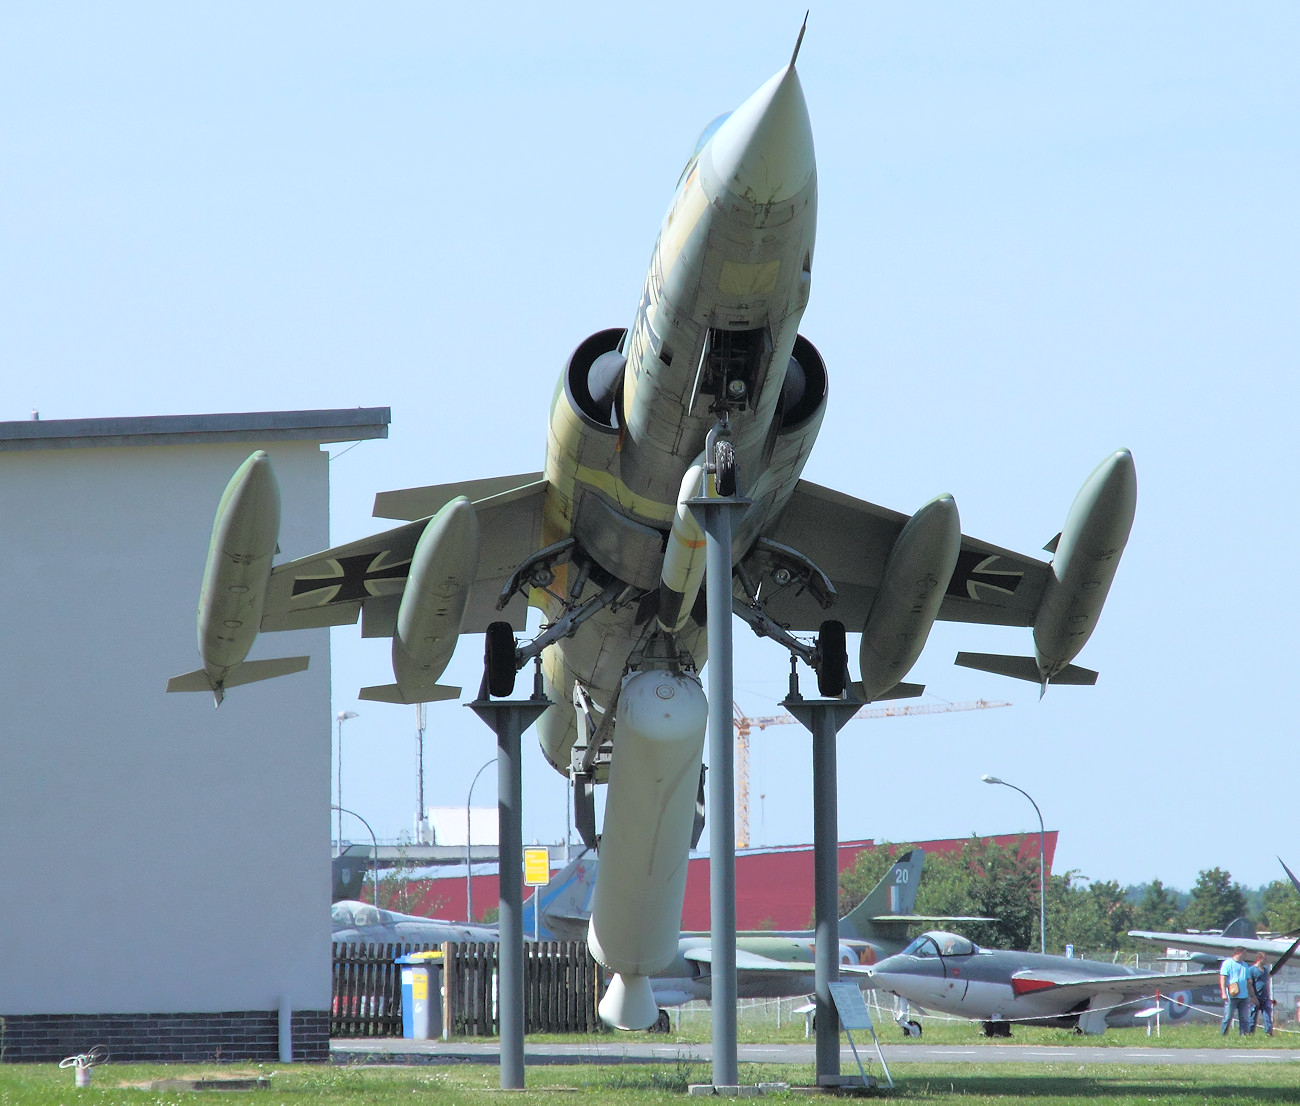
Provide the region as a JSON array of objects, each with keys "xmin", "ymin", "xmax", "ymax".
[{"xmin": 523, "ymin": 846, "xmax": 550, "ymax": 887}]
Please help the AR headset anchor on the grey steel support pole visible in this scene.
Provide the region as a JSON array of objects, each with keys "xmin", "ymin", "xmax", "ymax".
[
  {"xmin": 687, "ymin": 492, "xmax": 750, "ymax": 1091},
  {"xmin": 468, "ymin": 686, "xmax": 550, "ymax": 1091},
  {"xmin": 786, "ymin": 693, "xmax": 862, "ymax": 1087}
]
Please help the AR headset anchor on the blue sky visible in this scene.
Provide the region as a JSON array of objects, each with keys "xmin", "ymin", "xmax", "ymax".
[{"xmin": 4, "ymin": 3, "xmax": 1296, "ymax": 890}]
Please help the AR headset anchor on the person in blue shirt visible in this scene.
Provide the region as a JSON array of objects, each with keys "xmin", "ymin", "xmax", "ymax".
[
  {"xmin": 1220, "ymin": 947, "xmax": 1250, "ymax": 1035},
  {"xmin": 1246, "ymin": 951, "xmax": 1273, "ymax": 1036}
]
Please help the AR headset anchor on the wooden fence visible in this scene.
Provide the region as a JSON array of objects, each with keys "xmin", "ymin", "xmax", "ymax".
[
  {"xmin": 331, "ymin": 941, "xmax": 437, "ymax": 1037},
  {"xmin": 331, "ymin": 940, "xmax": 605, "ymax": 1038}
]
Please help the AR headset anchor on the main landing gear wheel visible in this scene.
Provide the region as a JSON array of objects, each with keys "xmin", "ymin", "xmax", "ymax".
[
  {"xmin": 714, "ymin": 439, "xmax": 737, "ymax": 497},
  {"xmin": 652, "ymin": 1009, "xmax": 672, "ymax": 1034},
  {"xmin": 815, "ymin": 619, "xmax": 847, "ymax": 697},
  {"xmin": 902, "ymin": 1019, "xmax": 922, "ymax": 1038},
  {"xmin": 484, "ymin": 621, "xmax": 518, "ymax": 697},
  {"xmin": 981, "ymin": 1020, "xmax": 1012, "ymax": 1038}
]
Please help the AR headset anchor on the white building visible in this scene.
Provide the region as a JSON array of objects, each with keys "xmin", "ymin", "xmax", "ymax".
[{"xmin": 0, "ymin": 408, "xmax": 387, "ymax": 1062}]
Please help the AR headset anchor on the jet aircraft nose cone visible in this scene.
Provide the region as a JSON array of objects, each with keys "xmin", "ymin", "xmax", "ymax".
[{"xmin": 702, "ymin": 65, "xmax": 815, "ymax": 205}]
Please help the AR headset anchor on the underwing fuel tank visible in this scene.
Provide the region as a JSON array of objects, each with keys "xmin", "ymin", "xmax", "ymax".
[
  {"xmin": 362, "ymin": 497, "xmax": 479, "ymax": 704},
  {"xmin": 1032, "ymin": 449, "xmax": 1137, "ymax": 679},
  {"xmin": 167, "ymin": 450, "xmax": 308, "ymax": 703},
  {"xmin": 858, "ymin": 494, "xmax": 961, "ymax": 701},
  {"xmin": 588, "ymin": 670, "xmax": 707, "ymax": 1030}
]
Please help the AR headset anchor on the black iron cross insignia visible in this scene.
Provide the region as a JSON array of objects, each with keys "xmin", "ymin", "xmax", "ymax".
[
  {"xmin": 946, "ymin": 550, "xmax": 1023, "ymax": 601},
  {"xmin": 291, "ymin": 552, "xmax": 410, "ymax": 604}
]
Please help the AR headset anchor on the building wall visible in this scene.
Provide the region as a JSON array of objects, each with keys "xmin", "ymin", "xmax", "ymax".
[{"xmin": 0, "ymin": 439, "xmax": 332, "ymax": 1033}]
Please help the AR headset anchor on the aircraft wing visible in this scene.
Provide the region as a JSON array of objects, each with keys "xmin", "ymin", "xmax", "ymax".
[
  {"xmin": 1127, "ymin": 930, "xmax": 1292, "ymax": 963},
  {"xmin": 872, "ymin": 915, "xmax": 998, "ymax": 925},
  {"xmin": 745, "ymin": 479, "xmax": 1051, "ymax": 632},
  {"xmin": 683, "ymin": 948, "xmax": 814, "ymax": 974},
  {"xmin": 259, "ymin": 477, "xmax": 548, "ymax": 637},
  {"xmin": 1009, "ymin": 968, "xmax": 1218, "ymax": 1004}
]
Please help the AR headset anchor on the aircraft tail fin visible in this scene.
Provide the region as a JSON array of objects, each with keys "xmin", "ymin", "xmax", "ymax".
[
  {"xmin": 524, "ymin": 848, "xmax": 599, "ymax": 941},
  {"xmin": 840, "ymin": 848, "xmax": 925, "ymax": 942},
  {"xmin": 954, "ymin": 652, "xmax": 1098, "ymax": 687},
  {"xmin": 166, "ymin": 656, "xmax": 310, "ymax": 702},
  {"xmin": 1280, "ymin": 857, "xmax": 1300, "ymax": 896},
  {"xmin": 358, "ymin": 682, "xmax": 461, "ymax": 704},
  {"xmin": 1221, "ymin": 916, "xmax": 1258, "ymax": 941}
]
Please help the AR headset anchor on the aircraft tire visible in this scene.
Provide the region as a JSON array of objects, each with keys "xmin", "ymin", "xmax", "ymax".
[
  {"xmin": 714, "ymin": 439, "xmax": 737, "ymax": 497},
  {"xmin": 485, "ymin": 621, "xmax": 517, "ymax": 697},
  {"xmin": 652, "ymin": 1009, "xmax": 672, "ymax": 1034},
  {"xmin": 816, "ymin": 619, "xmax": 848, "ymax": 697}
]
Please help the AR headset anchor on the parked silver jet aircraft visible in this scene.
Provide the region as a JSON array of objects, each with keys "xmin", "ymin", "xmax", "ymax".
[
  {"xmin": 648, "ymin": 848, "xmax": 994, "ymax": 1020},
  {"xmin": 169, "ymin": 39, "xmax": 1136, "ymax": 1030},
  {"xmin": 1127, "ymin": 858, "xmax": 1300, "ymax": 973},
  {"xmin": 863, "ymin": 931, "xmax": 1218, "ymax": 1036},
  {"xmin": 332, "ymin": 851, "xmax": 598, "ymax": 945},
  {"xmin": 331, "ymin": 900, "xmax": 499, "ymax": 946}
]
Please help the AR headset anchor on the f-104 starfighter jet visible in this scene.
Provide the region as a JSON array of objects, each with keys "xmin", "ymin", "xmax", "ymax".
[{"xmin": 169, "ymin": 35, "xmax": 1136, "ymax": 1030}]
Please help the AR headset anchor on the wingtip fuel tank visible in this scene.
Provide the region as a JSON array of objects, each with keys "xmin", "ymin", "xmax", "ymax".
[
  {"xmin": 954, "ymin": 449, "xmax": 1136, "ymax": 690},
  {"xmin": 167, "ymin": 450, "xmax": 307, "ymax": 702},
  {"xmin": 1032, "ymin": 448, "xmax": 1136, "ymax": 680}
]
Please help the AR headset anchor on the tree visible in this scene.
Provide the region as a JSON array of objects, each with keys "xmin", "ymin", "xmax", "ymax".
[
  {"xmin": 1183, "ymin": 868, "xmax": 1248, "ymax": 931},
  {"xmin": 1259, "ymin": 878, "xmax": 1300, "ymax": 934},
  {"xmin": 1132, "ymin": 878, "xmax": 1182, "ymax": 932},
  {"xmin": 839, "ymin": 837, "xmax": 1040, "ymax": 950}
]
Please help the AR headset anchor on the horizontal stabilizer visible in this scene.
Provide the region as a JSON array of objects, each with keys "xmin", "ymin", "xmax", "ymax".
[
  {"xmin": 358, "ymin": 682, "xmax": 461, "ymax": 704},
  {"xmin": 954, "ymin": 652, "xmax": 1098, "ymax": 687},
  {"xmin": 167, "ymin": 656, "xmax": 310, "ymax": 694}
]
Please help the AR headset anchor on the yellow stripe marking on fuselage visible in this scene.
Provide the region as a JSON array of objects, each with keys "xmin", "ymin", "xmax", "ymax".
[{"xmin": 573, "ymin": 462, "xmax": 676, "ymax": 526}]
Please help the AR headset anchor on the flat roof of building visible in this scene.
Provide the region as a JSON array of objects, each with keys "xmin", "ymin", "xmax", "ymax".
[{"xmin": 0, "ymin": 408, "xmax": 390, "ymax": 452}]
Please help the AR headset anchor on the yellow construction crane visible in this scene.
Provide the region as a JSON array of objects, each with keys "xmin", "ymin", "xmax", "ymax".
[{"xmin": 732, "ymin": 697, "xmax": 1011, "ymax": 848}]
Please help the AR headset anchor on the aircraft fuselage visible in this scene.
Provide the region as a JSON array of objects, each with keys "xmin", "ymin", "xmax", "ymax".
[{"xmin": 535, "ymin": 65, "xmax": 824, "ymax": 769}]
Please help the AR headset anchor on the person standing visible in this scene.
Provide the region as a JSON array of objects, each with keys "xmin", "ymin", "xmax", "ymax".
[
  {"xmin": 1246, "ymin": 951, "xmax": 1273, "ymax": 1036},
  {"xmin": 1220, "ymin": 947, "xmax": 1250, "ymax": 1035}
]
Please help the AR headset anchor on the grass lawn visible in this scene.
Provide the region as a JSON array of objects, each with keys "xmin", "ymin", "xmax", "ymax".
[
  {"xmin": 589, "ymin": 1012, "xmax": 1300, "ymax": 1050},
  {"xmin": 1, "ymin": 1059, "xmax": 1298, "ymax": 1104}
]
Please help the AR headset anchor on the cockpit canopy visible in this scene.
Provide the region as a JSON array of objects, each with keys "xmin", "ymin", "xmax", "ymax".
[
  {"xmin": 679, "ymin": 112, "xmax": 732, "ymax": 184},
  {"xmin": 331, "ymin": 901, "xmax": 395, "ymax": 930},
  {"xmin": 901, "ymin": 931, "xmax": 978, "ymax": 958}
]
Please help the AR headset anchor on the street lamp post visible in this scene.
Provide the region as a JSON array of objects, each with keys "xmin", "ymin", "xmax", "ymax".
[
  {"xmin": 331, "ymin": 805, "xmax": 379, "ymax": 905},
  {"xmin": 466, "ymin": 757, "xmax": 497, "ymax": 924},
  {"xmin": 335, "ymin": 711, "xmax": 358, "ymax": 856},
  {"xmin": 981, "ymin": 774, "xmax": 1046, "ymax": 954}
]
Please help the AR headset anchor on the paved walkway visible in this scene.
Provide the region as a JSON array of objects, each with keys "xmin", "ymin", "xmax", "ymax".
[{"xmin": 332, "ymin": 1038, "xmax": 1300, "ymax": 1067}]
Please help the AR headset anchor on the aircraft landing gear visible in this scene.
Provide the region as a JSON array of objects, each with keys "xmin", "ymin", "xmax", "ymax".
[
  {"xmin": 484, "ymin": 621, "xmax": 518, "ymax": 697},
  {"xmin": 713, "ymin": 438, "xmax": 737, "ymax": 497},
  {"xmin": 650, "ymin": 1009, "xmax": 672, "ymax": 1034},
  {"xmin": 901, "ymin": 1019, "xmax": 922, "ymax": 1038},
  {"xmin": 981, "ymin": 1020, "xmax": 1012, "ymax": 1038},
  {"xmin": 814, "ymin": 619, "xmax": 847, "ymax": 697}
]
